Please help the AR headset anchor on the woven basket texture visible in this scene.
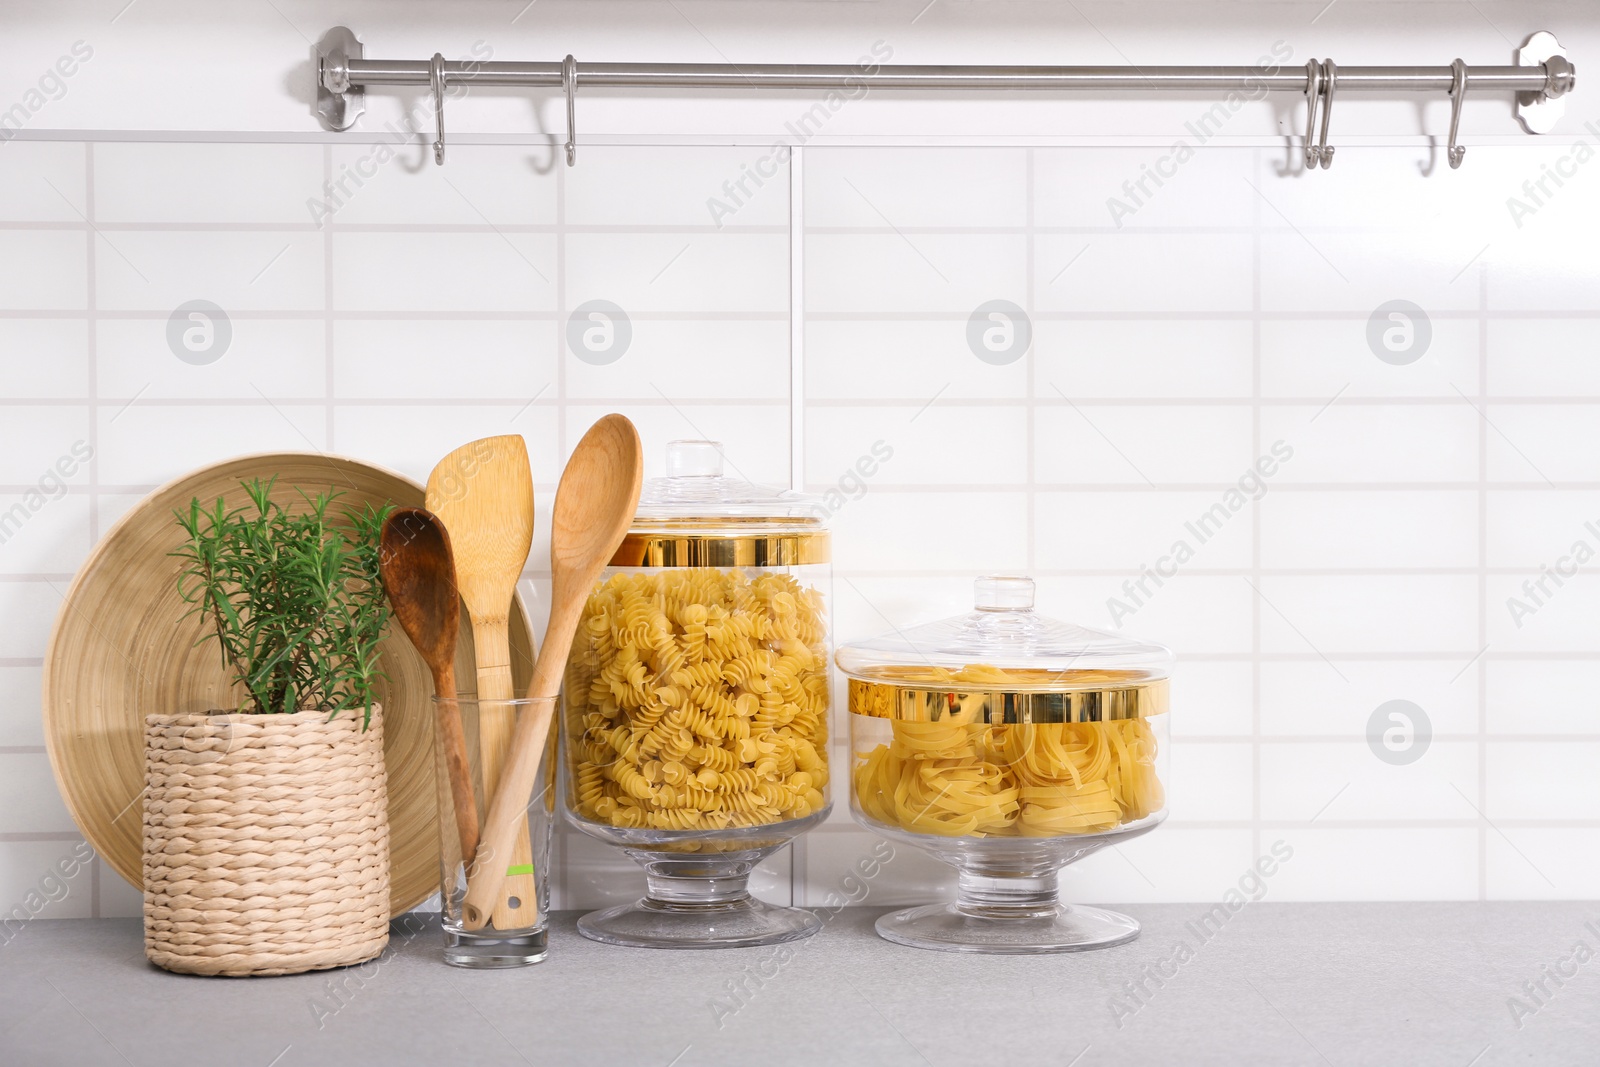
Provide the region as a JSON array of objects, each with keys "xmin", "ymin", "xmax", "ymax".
[{"xmin": 143, "ymin": 707, "xmax": 391, "ymax": 977}]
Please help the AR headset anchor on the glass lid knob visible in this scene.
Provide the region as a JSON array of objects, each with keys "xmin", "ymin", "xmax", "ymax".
[
  {"xmin": 666, "ymin": 439, "xmax": 724, "ymax": 478},
  {"xmin": 974, "ymin": 575, "xmax": 1034, "ymax": 611}
]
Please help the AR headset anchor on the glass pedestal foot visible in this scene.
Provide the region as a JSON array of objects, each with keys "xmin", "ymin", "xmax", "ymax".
[
  {"xmin": 579, "ymin": 894, "xmax": 821, "ymax": 949},
  {"xmin": 577, "ymin": 864, "xmax": 820, "ymax": 950},
  {"xmin": 875, "ymin": 900, "xmax": 1139, "ymax": 954}
]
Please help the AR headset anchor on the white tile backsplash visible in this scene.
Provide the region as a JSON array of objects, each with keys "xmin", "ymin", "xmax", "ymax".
[
  {"xmin": 327, "ymin": 145, "xmax": 558, "ymax": 227},
  {"xmin": 96, "ymin": 231, "xmax": 323, "ymax": 311},
  {"xmin": 1269, "ymin": 828, "xmax": 1478, "ymax": 901},
  {"xmin": 0, "ymin": 231, "xmax": 87, "ymax": 310},
  {"xmin": 568, "ymin": 146, "xmax": 787, "ymax": 228},
  {"xmin": 0, "ymin": 407, "xmax": 93, "ymax": 484},
  {"xmin": 566, "ymin": 320, "xmax": 787, "ymax": 400},
  {"xmin": 96, "ymin": 403, "xmax": 327, "ymax": 486},
  {"xmin": 1259, "ymin": 659, "xmax": 1479, "ymax": 739},
  {"xmin": 93, "ymin": 143, "xmax": 324, "ymax": 224},
  {"xmin": 1259, "ymin": 317, "xmax": 1480, "ymax": 399},
  {"xmin": 1037, "ymin": 320, "xmax": 1254, "ymax": 399},
  {"xmin": 1259, "ymin": 403, "xmax": 1479, "ymax": 484},
  {"xmin": 806, "ymin": 319, "xmax": 1027, "ymax": 401},
  {"xmin": 6, "ymin": 137, "xmax": 1599, "ymax": 915},
  {"xmin": 0, "ymin": 582, "xmax": 64, "ymax": 658},
  {"xmin": 334, "ymin": 319, "xmax": 556, "ymax": 400},
  {"xmin": 565, "ymin": 232, "xmax": 788, "ymax": 313},
  {"xmin": 0, "ymin": 754, "xmax": 75, "ymax": 834},
  {"xmin": 1256, "ymin": 575, "xmax": 1480, "ymax": 656},
  {"xmin": 1258, "ymin": 741, "xmax": 1480, "ymax": 822},
  {"xmin": 0, "ymin": 665, "xmax": 45, "ymax": 747},
  {"xmin": 1033, "ymin": 146, "xmax": 1257, "ymax": 230},
  {"xmin": 1487, "ymin": 742, "xmax": 1600, "ymax": 821},
  {"xmin": 1259, "ymin": 489, "xmax": 1480, "ymax": 570},
  {"xmin": 1485, "ymin": 829, "xmax": 1600, "ymax": 900},
  {"xmin": 0, "ymin": 320, "xmax": 90, "ymax": 398},
  {"xmin": 807, "ymin": 233, "xmax": 1027, "ymax": 313},
  {"xmin": 0, "ymin": 841, "xmax": 96, "ymax": 920},
  {"xmin": 1033, "ymin": 490, "xmax": 1255, "ymax": 571},
  {"xmin": 1484, "ymin": 404, "xmax": 1600, "ymax": 484},
  {"xmin": 98, "ymin": 317, "xmax": 326, "ymax": 401},
  {"xmin": 808, "ymin": 404, "xmax": 1027, "ymax": 486},
  {"xmin": 1033, "ymin": 404, "xmax": 1254, "ymax": 485},
  {"xmin": 0, "ymin": 492, "xmax": 92, "ymax": 574},
  {"xmin": 807, "ymin": 147, "xmax": 1028, "ymax": 229},
  {"xmin": 1036, "ymin": 231, "xmax": 1254, "ymax": 313},
  {"xmin": 333, "ymin": 231, "xmax": 555, "ymax": 312},
  {"xmin": 0, "ymin": 142, "xmax": 87, "ymax": 222},
  {"xmin": 1485, "ymin": 661, "xmax": 1600, "ymax": 737}
]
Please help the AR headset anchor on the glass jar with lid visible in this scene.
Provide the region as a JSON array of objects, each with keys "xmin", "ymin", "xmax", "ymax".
[
  {"xmin": 561, "ymin": 440, "xmax": 832, "ymax": 948},
  {"xmin": 838, "ymin": 575, "xmax": 1172, "ymax": 954}
]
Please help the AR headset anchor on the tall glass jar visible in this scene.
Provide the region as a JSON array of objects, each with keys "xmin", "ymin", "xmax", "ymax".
[
  {"xmin": 839, "ymin": 576, "xmax": 1173, "ymax": 954},
  {"xmin": 562, "ymin": 440, "xmax": 831, "ymax": 948}
]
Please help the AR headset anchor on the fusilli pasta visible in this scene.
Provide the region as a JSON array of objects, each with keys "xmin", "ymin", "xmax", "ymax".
[{"xmin": 566, "ymin": 569, "xmax": 830, "ymax": 831}]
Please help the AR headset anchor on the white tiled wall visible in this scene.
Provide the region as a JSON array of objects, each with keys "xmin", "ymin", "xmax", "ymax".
[{"xmin": 5, "ymin": 118, "xmax": 1600, "ymax": 917}]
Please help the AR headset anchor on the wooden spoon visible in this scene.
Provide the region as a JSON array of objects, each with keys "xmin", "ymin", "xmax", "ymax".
[
  {"xmin": 426, "ymin": 435, "xmax": 538, "ymax": 931},
  {"xmin": 463, "ymin": 414, "xmax": 643, "ymax": 930},
  {"xmin": 377, "ymin": 507, "xmax": 479, "ymax": 865}
]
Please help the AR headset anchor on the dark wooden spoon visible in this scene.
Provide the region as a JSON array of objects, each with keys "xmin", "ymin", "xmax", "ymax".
[{"xmin": 379, "ymin": 506, "xmax": 480, "ymax": 864}]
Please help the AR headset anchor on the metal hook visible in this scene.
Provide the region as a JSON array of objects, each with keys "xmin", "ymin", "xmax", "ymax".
[
  {"xmin": 1302, "ymin": 59, "xmax": 1324, "ymax": 172},
  {"xmin": 429, "ymin": 52, "xmax": 446, "ymax": 166},
  {"xmin": 562, "ymin": 54, "xmax": 578, "ymax": 167},
  {"xmin": 1447, "ymin": 58, "xmax": 1468, "ymax": 169},
  {"xmin": 1316, "ymin": 59, "xmax": 1337, "ymax": 168}
]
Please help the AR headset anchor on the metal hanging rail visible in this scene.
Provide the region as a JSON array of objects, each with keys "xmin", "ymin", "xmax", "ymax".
[{"xmin": 314, "ymin": 27, "xmax": 1574, "ymax": 171}]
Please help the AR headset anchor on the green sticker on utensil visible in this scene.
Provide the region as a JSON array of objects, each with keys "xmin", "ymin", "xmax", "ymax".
[{"xmin": 506, "ymin": 864, "xmax": 534, "ymax": 876}]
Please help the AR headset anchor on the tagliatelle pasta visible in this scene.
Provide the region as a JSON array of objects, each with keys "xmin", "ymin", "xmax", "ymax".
[
  {"xmin": 565, "ymin": 569, "xmax": 829, "ymax": 831},
  {"xmin": 851, "ymin": 664, "xmax": 1163, "ymax": 838}
]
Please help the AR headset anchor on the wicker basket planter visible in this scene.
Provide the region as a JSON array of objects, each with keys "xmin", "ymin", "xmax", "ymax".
[{"xmin": 143, "ymin": 708, "xmax": 392, "ymax": 977}]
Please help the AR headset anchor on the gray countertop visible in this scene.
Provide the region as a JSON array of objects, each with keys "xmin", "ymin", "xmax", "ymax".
[{"xmin": 2, "ymin": 904, "xmax": 1596, "ymax": 1066}]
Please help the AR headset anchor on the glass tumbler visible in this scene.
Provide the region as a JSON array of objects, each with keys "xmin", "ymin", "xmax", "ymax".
[{"xmin": 432, "ymin": 695, "xmax": 555, "ymax": 968}]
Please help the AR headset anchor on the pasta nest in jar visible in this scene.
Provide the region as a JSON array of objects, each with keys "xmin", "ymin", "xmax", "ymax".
[
  {"xmin": 852, "ymin": 665, "xmax": 1163, "ymax": 838},
  {"xmin": 566, "ymin": 569, "xmax": 830, "ymax": 833}
]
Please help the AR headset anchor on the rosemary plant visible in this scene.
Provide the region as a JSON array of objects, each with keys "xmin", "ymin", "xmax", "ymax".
[{"xmin": 174, "ymin": 478, "xmax": 393, "ymax": 727}]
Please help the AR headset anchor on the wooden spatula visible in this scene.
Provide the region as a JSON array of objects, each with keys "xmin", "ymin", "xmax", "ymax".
[
  {"xmin": 426, "ymin": 435, "xmax": 538, "ymax": 931},
  {"xmin": 464, "ymin": 414, "xmax": 642, "ymax": 930},
  {"xmin": 377, "ymin": 507, "xmax": 478, "ymax": 865}
]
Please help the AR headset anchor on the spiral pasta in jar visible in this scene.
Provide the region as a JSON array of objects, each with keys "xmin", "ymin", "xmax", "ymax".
[{"xmin": 562, "ymin": 440, "xmax": 832, "ymax": 840}]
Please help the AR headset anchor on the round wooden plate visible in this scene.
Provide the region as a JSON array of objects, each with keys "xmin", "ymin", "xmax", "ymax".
[{"xmin": 42, "ymin": 453, "xmax": 536, "ymax": 915}]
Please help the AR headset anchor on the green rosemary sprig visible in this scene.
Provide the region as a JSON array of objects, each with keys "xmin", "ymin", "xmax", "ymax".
[{"xmin": 173, "ymin": 478, "xmax": 393, "ymax": 728}]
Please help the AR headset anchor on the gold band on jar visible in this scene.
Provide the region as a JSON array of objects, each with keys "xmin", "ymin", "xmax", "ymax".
[
  {"xmin": 848, "ymin": 677, "xmax": 1168, "ymax": 724},
  {"xmin": 609, "ymin": 529, "xmax": 830, "ymax": 568}
]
